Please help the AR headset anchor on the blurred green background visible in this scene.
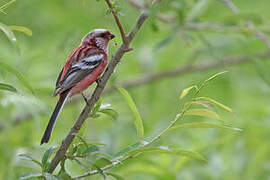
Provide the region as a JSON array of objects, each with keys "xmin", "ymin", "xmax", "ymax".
[{"xmin": 1, "ymin": 0, "xmax": 270, "ymax": 179}]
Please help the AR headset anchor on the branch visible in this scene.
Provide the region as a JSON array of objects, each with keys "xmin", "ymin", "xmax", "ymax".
[
  {"xmin": 104, "ymin": 51, "xmax": 270, "ymax": 93},
  {"xmin": 105, "ymin": 0, "xmax": 127, "ymax": 43},
  {"xmin": 220, "ymin": 0, "xmax": 270, "ymax": 50},
  {"xmin": 48, "ymin": 0, "xmax": 160, "ymax": 173}
]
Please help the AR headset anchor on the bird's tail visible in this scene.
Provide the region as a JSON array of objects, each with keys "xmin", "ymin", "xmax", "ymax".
[{"xmin": 40, "ymin": 90, "xmax": 70, "ymax": 145}]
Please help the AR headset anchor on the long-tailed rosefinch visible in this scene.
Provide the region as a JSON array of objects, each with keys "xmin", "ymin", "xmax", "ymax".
[{"xmin": 40, "ymin": 29, "xmax": 115, "ymax": 144}]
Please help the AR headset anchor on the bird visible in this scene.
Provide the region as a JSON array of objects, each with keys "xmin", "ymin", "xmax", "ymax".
[{"xmin": 40, "ymin": 29, "xmax": 115, "ymax": 144}]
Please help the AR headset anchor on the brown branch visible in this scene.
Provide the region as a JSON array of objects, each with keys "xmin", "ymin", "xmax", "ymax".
[
  {"xmin": 220, "ymin": 0, "xmax": 270, "ymax": 50},
  {"xmin": 105, "ymin": 51, "xmax": 270, "ymax": 93},
  {"xmin": 48, "ymin": 0, "xmax": 160, "ymax": 173},
  {"xmin": 105, "ymin": 0, "xmax": 127, "ymax": 43}
]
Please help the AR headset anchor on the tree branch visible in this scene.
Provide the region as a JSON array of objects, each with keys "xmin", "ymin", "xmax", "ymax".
[
  {"xmin": 105, "ymin": 0, "xmax": 127, "ymax": 43},
  {"xmin": 105, "ymin": 51, "xmax": 270, "ymax": 93},
  {"xmin": 48, "ymin": 0, "xmax": 160, "ymax": 173},
  {"xmin": 220, "ymin": 0, "xmax": 270, "ymax": 50}
]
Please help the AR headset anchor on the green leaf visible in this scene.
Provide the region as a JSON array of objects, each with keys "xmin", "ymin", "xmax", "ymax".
[
  {"xmin": 20, "ymin": 173, "xmax": 43, "ymax": 180},
  {"xmin": 0, "ymin": 62, "xmax": 34, "ymax": 93},
  {"xmin": 99, "ymin": 108, "xmax": 119, "ymax": 120},
  {"xmin": 154, "ymin": 35, "xmax": 175, "ymax": 52},
  {"xmin": 169, "ymin": 122, "xmax": 242, "ymax": 132},
  {"xmin": 204, "ymin": 71, "xmax": 228, "ymax": 83},
  {"xmin": 0, "ymin": 83, "xmax": 17, "ymax": 92},
  {"xmin": 116, "ymin": 85, "xmax": 144, "ymax": 140},
  {"xmin": 196, "ymin": 97, "xmax": 233, "ymax": 112},
  {"xmin": 44, "ymin": 173, "xmax": 62, "ymax": 180},
  {"xmin": 42, "ymin": 146, "xmax": 57, "ymax": 172},
  {"xmin": 73, "ymin": 133, "xmax": 88, "ymax": 148},
  {"xmin": 114, "ymin": 141, "xmax": 141, "ymax": 157},
  {"xmin": 18, "ymin": 154, "xmax": 42, "ymax": 167},
  {"xmin": 0, "ymin": 0, "xmax": 16, "ymax": 14},
  {"xmin": 186, "ymin": 0, "xmax": 210, "ymax": 22},
  {"xmin": 82, "ymin": 145, "xmax": 99, "ymax": 155},
  {"xmin": 9, "ymin": 25, "xmax": 32, "ymax": 36},
  {"xmin": 180, "ymin": 85, "xmax": 198, "ymax": 99},
  {"xmin": 185, "ymin": 101, "xmax": 211, "ymax": 108},
  {"xmin": 107, "ymin": 172, "xmax": 125, "ymax": 180},
  {"xmin": 184, "ymin": 108, "xmax": 224, "ymax": 123},
  {"xmin": 125, "ymin": 147, "xmax": 206, "ymax": 162},
  {"xmin": 91, "ymin": 163, "xmax": 106, "ymax": 179},
  {"xmin": 0, "ymin": 22, "xmax": 17, "ymax": 46},
  {"xmin": 92, "ymin": 98, "xmax": 102, "ymax": 115}
]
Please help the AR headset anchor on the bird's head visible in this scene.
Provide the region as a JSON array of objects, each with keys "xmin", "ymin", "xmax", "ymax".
[{"xmin": 82, "ymin": 29, "xmax": 115, "ymax": 52}]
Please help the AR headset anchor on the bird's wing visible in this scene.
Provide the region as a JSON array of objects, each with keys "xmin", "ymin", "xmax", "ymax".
[{"xmin": 53, "ymin": 52, "xmax": 104, "ymax": 96}]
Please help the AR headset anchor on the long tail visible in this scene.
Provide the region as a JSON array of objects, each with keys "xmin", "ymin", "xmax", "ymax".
[{"xmin": 40, "ymin": 90, "xmax": 70, "ymax": 145}]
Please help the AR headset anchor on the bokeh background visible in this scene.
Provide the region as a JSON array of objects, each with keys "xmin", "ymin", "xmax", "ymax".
[{"xmin": 1, "ymin": 0, "xmax": 270, "ymax": 179}]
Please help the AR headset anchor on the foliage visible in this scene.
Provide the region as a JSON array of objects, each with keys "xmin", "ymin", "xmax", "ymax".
[{"xmin": 1, "ymin": 0, "xmax": 270, "ymax": 179}]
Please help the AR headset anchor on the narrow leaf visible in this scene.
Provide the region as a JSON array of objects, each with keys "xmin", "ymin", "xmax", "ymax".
[
  {"xmin": 169, "ymin": 122, "xmax": 242, "ymax": 132},
  {"xmin": 116, "ymin": 85, "xmax": 144, "ymax": 140},
  {"xmin": 196, "ymin": 97, "xmax": 233, "ymax": 112},
  {"xmin": 185, "ymin": 108, "xmax": 224, "ymax": 123},
  {"xmin": 125, "ymin": 147, "xmax": 206, "ymax": 162},
  {"xmin": 186, "ymin": 0, "xmax": 210, "ymax": 22},
  {"xmin": 20, "ymin": 173, "xmax": 43, "ymax": 180},
  {"xmin": 0, "ymin": 22, "xmax": 17, "ymax": 46},
  {"xmin": 44, "ymin": 173, "xmax": 62, "ymax": 180},
  {"xmin": 107, "ymin": 172, "xmax": 125, "ymax": 180},
  {"xmin": 0, "ymin": 0, "xmax": 16, "ymax": 13},
  {"xmin": 204, "ymin": 71, "xmax": 228, "ymax": 83},
  {"xmin": 185, "ymin": 101, "xmax": 211, "ymax": 108},
  {"xmin": 0, "ymin": 62, "xmax": 34, "ymax": 93},
  {"xmin": 9, "ymin": 25, "xmax": 32, "ymax": 36},
  {"xmin": 99, "ymin": 108, "xmax": 119, "ymax": 120},
  {"xmin": 0, "ymin": 83, "xmax": 17, "ymax": 92},
  {"xmin": 42, "ymin": 146, "xmax": 57, "ymax": 171},
  {"xmin": 18, "ymin": 154, "xmax": 42, "ymax": 167},
  {"xmin": 115, "ymin": 142, "xmax": 141, "ymax": 157},
  {"xmin": 180, "ymin": 85, "xmax": 198, "ymax": 99}
]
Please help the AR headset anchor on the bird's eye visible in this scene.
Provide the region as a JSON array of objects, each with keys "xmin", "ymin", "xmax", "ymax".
[{"xmin": 100, "ymin": 33, "xmax": 106, "ymax": 38}]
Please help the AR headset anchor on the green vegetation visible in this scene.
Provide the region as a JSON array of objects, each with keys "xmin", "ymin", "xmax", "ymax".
[{"xmin": 1, "ymin": 0, "xmax": 270, "ymax": 179}]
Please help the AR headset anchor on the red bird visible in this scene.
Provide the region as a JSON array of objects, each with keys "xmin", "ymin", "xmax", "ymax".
[{"xmin": 41, "ymin": 29, "xmax": 115, "ymax": 144}]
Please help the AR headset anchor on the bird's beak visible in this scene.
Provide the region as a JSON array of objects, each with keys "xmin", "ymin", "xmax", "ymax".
[{"xmin": 109, "ymin": 34, "xmax": 115, "ymax": 40}]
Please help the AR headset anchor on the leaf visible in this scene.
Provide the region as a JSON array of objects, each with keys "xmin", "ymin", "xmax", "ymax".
[
  {"xmin": 20, "ymin": 173, "xmax": 43, "ymax": 180},
  {"xmin": 91, "ymin": 163, "xmax": 106, "ymax": 180},
  {"xmin": 0, "ymin": 22, "xmax": 17, "ymax": 46},
  {"xmin": 92, "ymin": 98, "xmax": 102, "ymax": 115},
  {"xmin": 73, "ymin": 133, "xmax": 88, "ymax": 148},
  {"xmin": 18, "ymin": 154, "xmax": 42, "ymax": 167},
  {"xmin": 107, "ymin": 172, "xmax": 125, "ymax": 180},
  {"xmin": 204, "ymin": 71, "xmax": 228, "ymax": 83},
  {"xmin": 0, "ymin": 62, "xmax": 34, "ymax": 93},
  {"xmin": 180, "ymin": 86, "xmax": 198, "ymax": 99},
  {"xmin": 169, "ymin": 122, "xmax": 242, "ymax": 132},
  {"xmin": 0, "ymin": 83, "xmax": 17, "ymax": 92},
  {"xmin": 185, "ymin": 101, "xmax": 211, "ymax": 108},
  {"xmin": 42, "ymin": 146, "xmax": 57, "ymax": 172},
  {"xmin": 154, "ymin": 34, "xmax": 175, "ymax": 52},
  {"xmin": 125, "ymin": 147, "xmax": 206, "ymax": 162},
  {"xmin": 82, "ymin": 145, "xmax": 99, "ymax": 155},
  {"xmin": 186, "ymin": 0, "xmax": 210, "ymax": 22},
  {"xmin": 0, "ymin": 0, "xmax": 16, "ymax": 14},
  {"xmin": 44, "ymin": 173, "xmax": 62, "ymax": 180},
  {"xmin": 116, "ymin": 85, "xmax": 144, "ymax": 140},
  {"xmin": 114, "ymin": 142, "xmax": 141, "ymax": 157},
  {"xmin": 9, "ymin": 25, "xmax": 32, "ymax": 36},
  {"xmin": 196, "ymin": 97, "xmax": 233, "ymax": 112},
  {"xmin": 99, "ymin": 108, "xmax": 118, "ymax": 120},
  {"xmin": 184, "ymin": 108, "xmax": 224, "ymax": 123}
]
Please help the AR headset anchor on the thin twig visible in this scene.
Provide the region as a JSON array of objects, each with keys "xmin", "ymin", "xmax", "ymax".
[
  {"xmin": 220, "ymin": 0, "xmax": 270, "ymax": 50},
  {"xmin": 48, "ymin": 0, "xmax": 160, "ymax": 173},
  {"xmin": 105, "ymin": 0, "xmax": 127, "ymax": 43}
]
